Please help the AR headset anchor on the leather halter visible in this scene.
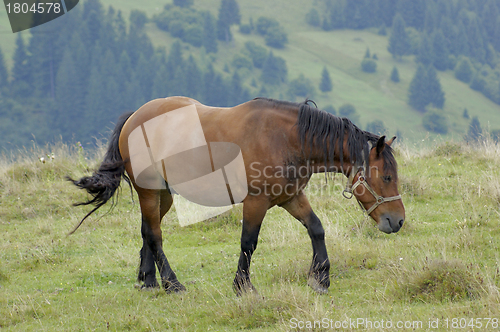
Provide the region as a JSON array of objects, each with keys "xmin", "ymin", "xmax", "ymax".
[{"xmin": 342, "ymin": 165, "xmax": 402, "ymax": 216}]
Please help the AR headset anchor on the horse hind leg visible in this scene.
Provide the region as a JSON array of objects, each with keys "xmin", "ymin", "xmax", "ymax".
[
  {"xmin": 137, "ymin": 188, "xmax": 185, "ymax": 292},
  {"xmin": 138, "ymin": 236, "xmax": 159, "ymax": 288},
  {"xmin": 137, "ymin": 189, "xmax": 174, "ymax": 288}
]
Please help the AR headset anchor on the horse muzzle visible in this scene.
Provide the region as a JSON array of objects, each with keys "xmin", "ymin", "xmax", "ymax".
[{"xmin": 378, "ymin": 213, "xmax": 405, "ymax": 234}]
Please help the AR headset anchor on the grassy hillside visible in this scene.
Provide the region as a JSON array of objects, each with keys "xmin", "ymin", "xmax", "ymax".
[
  {"xmin": 1, "ymin": 0, "xmax": 499, "ymax": 144},
  {"xmin": 0, "ymin": 0, "xmax": 500, "ymax": 142},
  {"xmin": 1, "ymin": 140, "xmax": 500, "ymax": 331},
  {"xmin": 100, "ymin": 0, "xmax": 500, "ymax": 142}
]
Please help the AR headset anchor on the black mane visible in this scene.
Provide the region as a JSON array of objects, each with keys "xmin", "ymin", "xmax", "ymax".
[{"xmin": 253, "ymin": 97, "xmax": 397, "ymax": 173}]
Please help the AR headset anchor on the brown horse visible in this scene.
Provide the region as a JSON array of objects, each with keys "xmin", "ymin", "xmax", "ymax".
[{"xmin": 69, "ymin": 96, "xmax": 405, "ymax": 295}]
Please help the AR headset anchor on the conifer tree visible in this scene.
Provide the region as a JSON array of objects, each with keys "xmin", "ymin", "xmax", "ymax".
[
  {"xmin": 11, "ymin": 33, "xmax": 32, "ymax": 97},
  {"xmin": 174, "ymin": 0, "xmax": 194, "ymax": 7},
  {"xmin": 0, "ymin": 47, "xmax": 8, "ymax": 90},
  {"xmin": 390, "ymin": 66, "xmax": 400, "ymax": 82},
  {"xmin": 229, "ymin": 71, "xmax": 243, "ymax": 106},
  {"xmin": 127, "ymin": 75, "xmax": 145, "ymax": 110},
  {"xmin": 185, "ymin": 55, "xmax": 202, "ymax": 98},
  {"xmin": 395, "ymin": 0, "xmax": 413, "ymax": 27},
  {"xmin": 366, "ymin": 120, "xmax": 386, "ymax": 135},
  {"xmin": 261, "ymin": 52, "xmax": 287, "ymax": 85},
  {"xmin": 432, "ymin": 30, "xmax": 449, "ymax": 71},
  {"xmin": 115, "ymin": 51, "xmax": 133, "ymax": 110},
  {"xmin": 217, "ymin": 17, "xmax": 232, "ymax": 42},
  {"xmin": 264, "ymin": 26, "xmax": 288, "ymax": 48},
  {"xmin": 244, "ymin": 41, "xmax": 267, "ymax": 68},
  {"xmin": 467, "ymin": 17, "xmax": 486, "ymax": 63},
  {"xmin": 151, "ymin": 64, "xmax": 169, "ymax": 100},
  {"xmin": 203, "ymin": 12, "xmax": 218, "ymax": 53},
  {"xmin": 423, "ymin": 7, "xmax": 436, "ymax": 34},
  {"xmin": 115, "ymin": 10, "xmax": 127, "ymax": 47},
  {"xmin": 493, "ymin": 16, "xmax": 500, "ymax": 52},
  {"xmin": 117, "ymin": 51, "xmax": 132, "ymax": 91},
  {"xmin": 454, "ymin": 57, "xmax": 474, "ymax": 83},
  {"xmin": 440, "ymin": 17, "xmax": 456, "ymax": 55},
  {"xmin": 55, "ymin": 48, "xmax": 78, "ymax": 136},
  {"xmin": 203, "ymin": 63, "xmax": 217, "ymax": 105},
  {"xmin": 216, "ymin": 0, "xmax": 240, "ymax": 42},
  {"xmin": 288, "ymin": 73, "xmax": 315, "ymax": 99},
  {"xmin": 327, "ymin": 1, "xmax": 344, "ymax": 30},
  {"xmin": 417, "ymin": 34, "xmax": 433, "ymax": 66},
  {"xmin": 426, "ymin": 65, "xmax": 445, "ymax": 109},
  {"xmin": 135, "ymin": 54, "xmax": 157, "ymax": 102},
  {"xmin": 408, "ymin": 64, "xmax": 428, "ymax": 111},
  {"xmin": 319, "ymin": 67, "xmax": 332, "ymax": 92},
  {"xmin": 408, "ymin": 64, "xmax": 445, "ymax": 110},
  {"xmin": 305, "ymin": 8, "xmax": 320, "ymax": 27},
  {"xmin": 27, "ymin": 31, "xmax": 58, "ymax": 98},
  {"xmin": 81, "ymin": 0, "xmax": 105, "ymax": 49},
  {"xmin": 467, "ymin": 116, "xmax": 482, "ymax": 141},
  {"xmin": 388, "ymin": 14, "xmax": 410, "ymax": 59},
  {"xmin": 482, "ymin": 0, "xmax": 499, "ymax": 42},
  {"xmin": 129, "ymin": 10, "xmax": 148, "ymax": 30},
  {"xmin": 212, "ymin": 73, "xmax": 228, "ymax": 106},
  {"xmin": 377, "ymin": 0, "xmax": 396, "ymax": 28},
  {"xmin": 85, "ymin": 65, "xmax": 106, "ymax": 134},
  {"xmin": 456, "ymin": 22, "xmax": 470, "ymax": 57},
  {"xmin": 222, "ymin": 0, "xmax": 241, "ymax": 25},
  {"xmin": 67, "ymin": 33, "xmax": 90, "ymax": 115},
  {"xmin": 98, "ymin": 49, "xmax": 120, "ymax": 124},
  {"xmin": 164, "ymin": 42, "xmax": 185, "ymax": 97},
  {"xmin": 324, "ymin": 105, "xmax": 336, "ymax": 115},
  {"xmin": 339, "ymin": 104, "xmax": 360, "ymax": 126}
]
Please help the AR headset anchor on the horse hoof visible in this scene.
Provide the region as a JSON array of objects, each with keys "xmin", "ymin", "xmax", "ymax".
[
  {"xmin": 165, "ymin": 281, "xmax": 186, "ymax": 293},
  {"xmin": 234, "ymin": 286, "xmax": 258, "ymax": 297},
  {"xmin": 233, "ymin": 279, "xmax": 258, "ymax": 297},
  {"xmin": 307, "ymin": 276, "xmax": 328, "ymax": 294},
  {"xmin": 135, "ymin": 283, "xmax": 160, "ymax": 291}
]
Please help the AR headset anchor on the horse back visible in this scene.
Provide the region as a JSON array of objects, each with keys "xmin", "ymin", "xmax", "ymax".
[{"xmin": 119, "ymin": 97, "xmax": 302, "ymax": 199}]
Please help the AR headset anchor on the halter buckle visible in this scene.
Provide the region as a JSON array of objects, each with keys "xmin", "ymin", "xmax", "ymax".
[{"xmin": 342, "ymin": 188, "xmax": 353, "ymax": 199}]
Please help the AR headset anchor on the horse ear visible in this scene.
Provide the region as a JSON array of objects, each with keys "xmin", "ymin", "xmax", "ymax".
[
  {"xmin": 387, "ymin": 136, "xmax": 396, "ymax": 146},
  {"xmin": 376, "ymin": 135, "xmax": 386, "ymax": 157}
]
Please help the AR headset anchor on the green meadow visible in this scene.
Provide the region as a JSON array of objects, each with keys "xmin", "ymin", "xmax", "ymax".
[
  {"xmin": 1, "ymin": 139, "xmax": 499, "ymax": 331},
  {"xmin": 1, "ymin": 1, "xmax": 500, "ymax": 330}
]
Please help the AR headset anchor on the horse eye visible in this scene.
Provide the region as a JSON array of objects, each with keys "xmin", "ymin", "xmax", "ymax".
[{"xmin": 382, "ymin": 175, "xmax": 392, "ymax": 183}]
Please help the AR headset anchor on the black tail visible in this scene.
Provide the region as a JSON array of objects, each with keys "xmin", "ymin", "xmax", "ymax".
[{"xmin": 67, "ymin": 111, "xmax": 134, "ymax": 234}]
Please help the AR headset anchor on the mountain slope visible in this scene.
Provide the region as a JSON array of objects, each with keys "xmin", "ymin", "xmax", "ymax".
[{"xmin": 1, "ymin": 0, "xmax": 499, "ymax": 144}]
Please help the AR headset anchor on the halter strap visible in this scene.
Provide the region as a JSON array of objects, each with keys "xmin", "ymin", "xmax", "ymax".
[{"xmin": 342, "ymin": 166, "xmax": 402, "ymax": 216}]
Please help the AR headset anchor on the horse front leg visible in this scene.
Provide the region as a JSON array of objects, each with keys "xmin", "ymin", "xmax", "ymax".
[
  {"xmin": 233, "ymin": 197, "xmax": 268, "ymax": 296},
  {"xmin": 282, "ymin": 192, "xmax": 330, "ymax": 294}
]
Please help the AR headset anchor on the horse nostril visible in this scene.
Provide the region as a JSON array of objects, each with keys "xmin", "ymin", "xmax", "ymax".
[{"xmin": 399, "ymin": 219, "xmax": 404, "ymax": 228}]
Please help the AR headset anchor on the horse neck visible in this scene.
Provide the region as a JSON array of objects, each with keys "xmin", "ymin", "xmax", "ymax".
[{"xmin": 304, "ymin": 132, "xmax": 357, "ymax": 177}]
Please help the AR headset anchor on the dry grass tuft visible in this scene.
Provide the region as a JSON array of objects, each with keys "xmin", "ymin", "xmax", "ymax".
[{"xmin": 392, "ymin": 259, "xmax": 486, "ymax": 303}]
